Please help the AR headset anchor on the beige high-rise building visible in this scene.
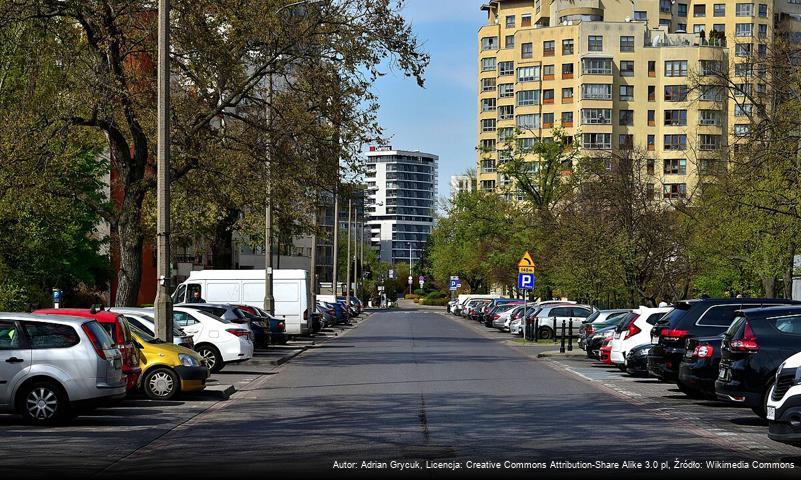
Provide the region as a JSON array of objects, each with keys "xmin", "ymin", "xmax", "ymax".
[{"xmin": 477, "ymin": 0, "xmax": 801, "ymax": 200}]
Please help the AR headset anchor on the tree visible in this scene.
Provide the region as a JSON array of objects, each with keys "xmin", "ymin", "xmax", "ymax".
[{"xmin": 0, "ymin": 0, "xmax": 429, "ymax": 306}]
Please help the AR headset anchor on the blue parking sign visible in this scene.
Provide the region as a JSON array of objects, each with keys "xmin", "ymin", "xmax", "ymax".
[{"xmin": 518, "ymin": 273, "xmax": 535, "ymax": 290}]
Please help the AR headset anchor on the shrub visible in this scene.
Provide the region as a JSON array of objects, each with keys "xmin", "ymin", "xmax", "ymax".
[
  {"xmin": 404, "ymin": 294, "xmax": 420, "ymax": 300},
  {"xmin": 424, "ymin": 290, "xmax": 448, "ymax": 300},
  {"xmin": 419, "ymin": 297, "xmax": 449, "ymax": 307},
  {"xmin": 413, "ymin": 288, "xmax": 426, "ymax": 296}
]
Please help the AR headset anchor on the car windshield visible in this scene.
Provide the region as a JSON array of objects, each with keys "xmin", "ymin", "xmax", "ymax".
[
  {"xmin": 129, "ymin": 324, "xmax": 165, "ymax": 344},
  {"xmin": 658, "ymin": 305, "xmax": 689, "ymax": 327},
  {"xmin": 192, "ymin": 309, "xmax": 230, "ymax": 324},
  {"xmin": 584, "ymin": 311, "xmax": 601, "ymax": 323}
]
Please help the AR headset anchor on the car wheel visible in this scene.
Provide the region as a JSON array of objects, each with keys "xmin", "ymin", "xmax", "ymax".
[
  {"xmin": 143, "ymin": 368, "xmax": 179, "ymax": 400},
  {"xmin": 19, "ymin": 381, "xmax": 69, "ymax": 425},
  {"xmin": 751, "ymin": 380, "xmax": 774, "ymax": 419},
  {"xmin": 197, "ymin": 344, "xmax": 224, "ymax": 373},
  {"xmin": 538, "ymin": 326, "xmax": 554, "ymax": 340}
]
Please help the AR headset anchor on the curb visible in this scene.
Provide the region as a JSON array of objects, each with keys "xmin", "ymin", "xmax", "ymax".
[
  {"xmin": 203, "ymin": 384, "xmax": 236, "ymax": 400},
  {"xmin": 247, "ymin": 348, "xmax": 306, "ymax": 366},
  {"xmin": 536, "ymin": 350, "xmax": 586, "ymax": 358}
]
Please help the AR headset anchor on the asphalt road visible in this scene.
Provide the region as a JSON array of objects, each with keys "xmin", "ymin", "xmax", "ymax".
[{"xmin": 3, "ymin": 308, "xmax": 798, "ymax": 479}]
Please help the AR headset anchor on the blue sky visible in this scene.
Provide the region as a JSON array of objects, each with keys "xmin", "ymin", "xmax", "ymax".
[{"xmin": 371, "ymin": 0, "xmax": 486, "ymax": 199}]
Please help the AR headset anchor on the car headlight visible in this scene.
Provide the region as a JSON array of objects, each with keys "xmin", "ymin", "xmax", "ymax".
[
  {"xmin": 795, "ymin": 367, "xmax": 801, "ymax": 386},
  {"xmin": 179, "ymin": 353, "xmax": 200, "ymax": 367}
]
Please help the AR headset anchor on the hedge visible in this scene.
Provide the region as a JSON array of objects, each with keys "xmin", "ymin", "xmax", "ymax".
[{"xmin": 419, "ymin": 297, "xmax": 449, "ymax": 306}]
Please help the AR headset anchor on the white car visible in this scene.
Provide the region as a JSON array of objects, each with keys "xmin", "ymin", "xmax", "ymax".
[
  {"xmin": 172, "ymin": 306, "xmax": 254, "ymax": 372},
  {"xmin": 767, "ymin": 351, "xmax": 801, "ymax": 446},
  {"xmin": 609, "ymin": 306, "xmax": 672, "ymax": 368},
  {"xmin": 110, "ymin": 307, "xmax": 195, "ymax": 349}
]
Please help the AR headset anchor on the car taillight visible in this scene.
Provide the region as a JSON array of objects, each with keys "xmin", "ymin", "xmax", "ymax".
[
  {"xmin": 278, "ymin": 321, "xmax": 285, "ymax": 331},
  {"xmin": 82, "ymin": 323, "xmax": 108, "ymax": 360},
  {"xmin": 730, "ymin": 321, "xmax": 759, "ymax": 352},
  {"xmin": 227, "ymin": 329, "xmax": 250, "ymax": 338},
  {"xmin": 626, "ymin": 322, "xmax": 642, "ymax": 339},
  {"xmin": 493, "ymin": 314, "xmax": 500, "ymax": 320},
  {"xmin": 662, "ymin": 329, "xmax": 689, "ymax": 341},
  {"xmin": 693, "ymin": 344, "xmax": 714, "ymax": 358}
]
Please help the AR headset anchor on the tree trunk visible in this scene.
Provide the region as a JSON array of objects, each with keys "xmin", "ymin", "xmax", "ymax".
[
  {"xmin": 784, "ymin": 244, "xmax": 796, "ymax": 299},
  {"xmin": 762, "ymin": 276, "xmax": 776, "ymax": 298},
  {"xmin": 114, "ymin": 207, "xmax": 144, "ymax": 307}
]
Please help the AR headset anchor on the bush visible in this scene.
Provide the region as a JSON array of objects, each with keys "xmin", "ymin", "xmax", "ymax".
[
  {"xmin": 404, "ymin": 294, "xmax": 420, "ymax": 300},
  {"xmin": 424, "ymin": 290, "xmax": 448, "ymax": 300},
  {"xmin": 413, "ymin": 288, "xmax": 426, "ymax": 296},
  {"xmin": 0, "ymin": 282, "xmax": 31, "ymax": 311},
  {"xmin": 419, "ymin": 297, "xmax": 449, "ymax": 307}
]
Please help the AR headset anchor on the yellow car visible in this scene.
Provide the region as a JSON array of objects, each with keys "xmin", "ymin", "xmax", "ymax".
[{"xmin": 129, "ymin": 325, "xmax": 209, "ymax": 400}]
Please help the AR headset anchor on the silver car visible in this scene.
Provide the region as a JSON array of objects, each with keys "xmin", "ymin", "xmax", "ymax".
[{"xmin": 0, "ymin": 313, "xmax": 126, "ymax": 424}]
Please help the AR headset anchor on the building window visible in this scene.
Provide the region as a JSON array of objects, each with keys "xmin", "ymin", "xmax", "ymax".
[
  {"xmin": 648, "ymin": 85, "xmax": 656, "ymax": 101},
  {"xmin": 647, "ymin": 159, "xmax": 655, "ymax": 175},
  {"xmin": 736, "ymin": 3, "xmax": 753, "ymax": 16},
  {"xmin": 619, "ymin": 85, "xmax": 634, "ymax": 101},
  {"xmin": 516, "ymin": 114, "xmax": 540, "ymax": 129},
  {"xmin": 562, "ymin": 38, "xmax": 574, "ymax": 55},
  {"xmin": 498, "ymin": 127, "xmax": 514, "ymax": 140},
  {"xmin": 619, "ymin": 134, "xmax": 634, "ymax": 148},
  {"xmin": 736, "ymin": 43, "xmax": 752, "ymax": 56},
  {"xmin": 648, "ymin": 61, "xmax": 656, "ymax": 76},
  {"xmin": 480, "ymin": 180, "xmax": 496, "ymax": 191},
  {"xmin": 648, "ymin": 110, "xmax": 655, "ymax": 126},
  {"xmin": 481, "ymin": 159, "xmax": 496, "ymax": 173},
  {"xmin": 734, "ymin": 124, "xmax": 751, "ymax": 136},
  {"xmin": 677, "ymin": 23, "xmax": 688, "ymax": 32},
  {"xmin": 664, "ymin": 85, "xmax": 688, "ymax": 101},
  {"xmin": 700, "ymin": 60, "xmax": 723, "ymax": 75},
  {"xmin": 543, "ymin": 64, "xmax": 555, "ymax": 80},
  {"xmin": 734, "ymin": 103, "xmax": 753, "ymax": 116},
  {"xmin": 499, "ymin": 83, "xmax": 515, "ymax": 98},
  {"xmin": 713, "ymin": 23, "xmax": 726, "ymax": 35},
  {"xmin": 499, "ymin": 61, "xmax": 515, "ymax": 76},
  {"xmin": 713, "ymin": 3, "xmax": 725, "ymax": 16},
  {"xmin": 516, "ymin": 90, "xmax": 540, "ymax": 106},
  {"xmin": 581, "ymin": 108, "xmax": 612, "ymax": 124},
  {"xmin": 518, "ymin": 137, "xmax": 537, "ymax": 150},
  {"xmin": 505, "ymin": 35, "xmax": 515, "ymax": 49},
  {"xmin": 506, "ymin": 15, "xmax": 516, "ymax": 28},
  {"xmin": 480, "ymin": 139, "xmax": 496, "ymax": 151},
  {"xmin": 664, "ymin": 134, "xmax": 687, "ymax": 150},
  {"xmin": 521, "ymin": 42, "xmax": 533, "ymax": 59},
  {"xmin": 634, "ymin": 11, "xmax": 647, "ymax": 21},
  {"xmin": 543, "ymin": 113, "xmax": 555, "ymax": 128},
  {"xmin": 736, "ymin": 23, "xmax": 753, "ymax": 37},
  {"xmin": 481, "ymin": 78, "xmax": 497, "ymax": 92},
  {"xmin": 660, "ymin": 19, "xmax": 671, "ymax": 30},
  {"xmin": 758, "ymin": 3, "xmax": 768, "ymax": 17},
  {"xmin": 735, "ymin": 62, "xmax": 752, "ymax": 76},
  {"xmin": 582, "ymin": 58, "xmax": 613, "ymax": 74},
  {"xmin": 588, "ymin": 35, "xmax": 603, "ymax": 52},
  {"xmin": 700, "ymin": 85, "xmax": 725, "ymax": 101},
  {"xmin": 562, "ymin": 87, "xmax": 574, "ymax": 101},
  {"xmin": 482, "ymin": 57, "xmax": 497, "ymax": 72},
  {"xmin": 481, "ymin": 98, "xmax": 497, "ymax": 112},
  {"xmin": 582, "ymin": 133, "xmax": 611, "ymax": 149},
  {"xmin": 758, "ymin": 24, "xmax": 768, "ymax": 38},
  {"xmin": 543, "ymin": 40, "xmax": 555, "ymax": 56},
  {"xmin": 647, "ymin": 134, "xmax": 655, "ymax": 151},
  {"xmin": 664, "ymin": 159, "xmax": 687, "ymax": 175},
  {"xmin": 498, "ymin": 105, "xmax": 514, "ymax": 120},
  {"xmin": 562, "ymin": 63, "xmax": 574, "ymax": 78},
  {"xmin": 678, "ymin": 3, "xmax": 688, "ymax": 16},
  {"xmin": 581, "ymin": 83, "xmax": 612, "ymax": 100},
  {"xmin": 664, "ymin": 109, "xmax": 687, "ymax": 125},
  {"xmin": 757, "ymin": 43, "xmax": 767, "ymax": 56},
  {"xmin": 700, "ymin": 134, "xmax": 722, "ymax": 149},
  {"xmin": 693, "ymin": 24, "xmax": 706, "ymax": 34},
  {"xmin": 482, "ymin": 119, "xmax": 497, "ymax": 132},
  {"xmin": 663, "ymin": 183, "xmax": 687, "ymax": 199},
  {"xmin": 521, "ymin": 14, "xmax": 532, "ymax": 27},
  {"xmin": 482, "ymin": 37, "xmax": 498, "ymax": 51},
  {"xmin": 699, "ymin": 110, "xmax": 722, "ymax": 125},
  {"xmin": 620, "ymin": 60, "xmax": 634, "ymax": 76},
  {"xmin": 561, "ymin": 111, "xmax": 574, "ymax": 127},
  {"xmin": 620, "ymin": 36, "xmax": 635, "ymax": 52},
  {"xmin": 619, "ymin": 110, "xmax": 634, "ymax": 126},
  {"xmin": 543, "ymin": 89, "xmax": 555, "ymax": 104},
  {"xmin": 517, "ymin": 66, "xmax": 540, "ymax": 82},
  {"xmin": 694, "ymin": 4, "xmax": 706, "ymax": 16},
  {"xmin": 661, "ymin": 0, "xmax": 672, "ymax": 13},
  {"xmin": 665, "ymin": 60, "xmax": 688, "ymax": 77}
]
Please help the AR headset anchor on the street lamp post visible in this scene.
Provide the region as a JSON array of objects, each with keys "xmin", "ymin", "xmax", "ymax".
[
  {"xmin": 154, "ymin": 0, "xmax": 173, "ymax": 342},
  {"xmin": 408, "ymin": 242, "xmax": 413, "ymax": 295}
]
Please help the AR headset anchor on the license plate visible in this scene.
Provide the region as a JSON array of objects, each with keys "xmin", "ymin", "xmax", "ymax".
[
  {"xmin": 718, "ymin": 368, "xmax": 730, "ymax": 381},
  {"xmin": 651, "ymin": 337, "xmax": 658, "ymax": 344},
  {"xmin": 767, "ymin": 406, "xmax": 776, "ymax": 421}
]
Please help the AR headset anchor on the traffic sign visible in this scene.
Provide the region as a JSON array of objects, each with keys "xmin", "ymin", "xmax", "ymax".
[
  {"xmin": 518, "ymin": 251, "xmax": 536, "ymax": 274},
  {"xmin": 408, "ymin": 275, "xmax": 413, "ymax": 284},
  {"xmin": 518, "ymin": 273, "xmax": 536, "ymax": 290},
  {"xmin": 388, "ymin": 269, "xmax": 395, "ymax": 279},
  {"xmin": 449, "ymin": 277, "xmax": 461, "ymax": 291}
]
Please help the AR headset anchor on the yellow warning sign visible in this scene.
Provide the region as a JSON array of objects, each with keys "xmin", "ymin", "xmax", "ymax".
[{"xmin": 518, "ymin": 251, "xmax": 536, "ymax": 272}]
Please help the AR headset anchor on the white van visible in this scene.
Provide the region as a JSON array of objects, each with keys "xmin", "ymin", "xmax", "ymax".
[{"xmin": 172, "ymin": 270, "xmax": 311, "ymax": 336}]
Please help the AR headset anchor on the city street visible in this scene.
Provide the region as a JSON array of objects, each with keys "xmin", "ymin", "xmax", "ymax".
[{"xmin": 3, "ymin": 306, "xmax": 798, "ymax": 478}]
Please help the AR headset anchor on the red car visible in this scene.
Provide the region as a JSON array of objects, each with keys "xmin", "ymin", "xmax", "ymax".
[
  {"xmin": 36, "ymin": 307, "xmax": 142, "ymax": 392},
  {"xmin": 599, "ymin": 338, "xmax": 614, "ymax": 365}
]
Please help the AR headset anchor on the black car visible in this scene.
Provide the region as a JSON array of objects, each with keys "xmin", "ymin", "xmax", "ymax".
[
  {"xmin": 647, "ymin": 298, "xmax": 799, "ymax": 383},
  {"xmin": 584, "ymin": 326, "xmax": 618, "ymax": 359},
  {"xmin": 715, "ymin": 306, "xmax": 801, "ymax": 418},
  {"xmin": 580, "ymin": 316, "xmax": 629, "ymax": 357},
  {"xmin": 677, "ymin": 336, "xmax": 722, "ymax": 399},
  {"xmin": 625, "ymin": 344, "xmax": 653, "ymax": 376}
]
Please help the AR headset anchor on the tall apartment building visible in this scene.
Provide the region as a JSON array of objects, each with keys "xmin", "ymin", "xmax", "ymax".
[
  {"xmin": 366, "ymin": 147, "xmax": 438, "ymax": 265},
  {"xmin": 477, "ymin": 0, "xmax": 801, "ymax": 199}
]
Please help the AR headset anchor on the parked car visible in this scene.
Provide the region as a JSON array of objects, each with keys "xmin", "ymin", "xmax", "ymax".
[
  {"xmin": 677, "ymin": 336, "xmax": 723, "ymax": 399},
  {"xmin": 0, "ymin": 313, "xmax": 126, "ymax": 424},
  {"xmin": 579, "ymin": 309, "xmax": 630, "ymax": 338},
  {"xmin": 128, "ymin": 325, "xmax": 208, "ymax": 400},
  {"xmin": 716, "ymin": 306, "xmax": 801, "ymax": 418},
  {"xmin": 484, "ymin": 302, "xmax": 524, "ymax": 328},
  {"xmin": 609, "ymin": 306, "xmax": 672, "ymax": 369},
  {"xmin": 493, "ymin": 304, "xmax": 534, "ymax": 330},
  {"xmin": 625, "ymin": 344, "xmax": 653, "ymax": 376},
  {"xmin": 110, "ymin": 307, "xmax": 194, "ymax": 350},
  {"xmin": 36, "ymin": 308, "xmax": 141, "ymax": 392},
  {"xmin": 245, "ymin": 305, "xmax": 289, "ymax": 345},
  {"xmin": 316, "ymin": 303, "xmax": 337, "ymax": 328},
  {"xmin": 528, "ymin": 304, "xmax": 593, "ymax": 339},
  {"xmin": 647, "ymin": 298, "xmax": 799, "ymax": 382},
  {"xmin": 767, "ymin": 351, "xmax": 801, "ymax": 447},
  {"xmin": 579, "ymin": 314, "xmax": 629, "ymax": 353},
  {"xmin": 584, "ymin": 326, "xmax": 619, "ymax": 359},
  {"xmin": 172, "ymin": 306, "xmax": 254, "ymax": 373},
  {"xmin": 600, "ymin": 338, "xmax": 613, "ymax": 364},
  {"xmin": 230, "ymin": 305, "xmax": 272, "ymax": 348}
]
